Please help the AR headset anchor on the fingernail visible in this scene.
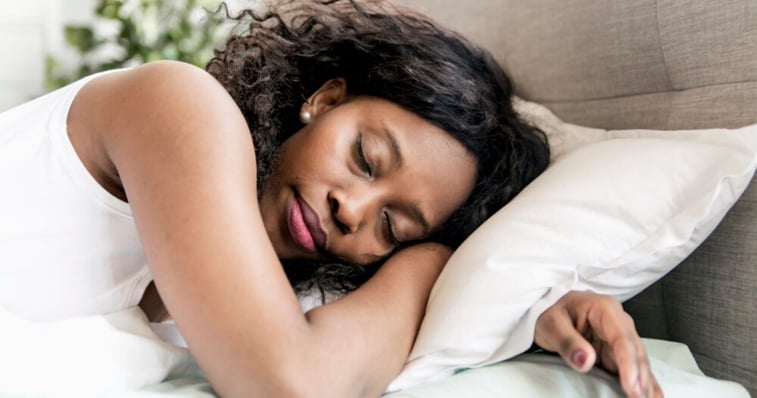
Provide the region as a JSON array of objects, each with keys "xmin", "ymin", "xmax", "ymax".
[{"xmin": 571, "ymin": 350, "xmax": 587, "ymax": 368}]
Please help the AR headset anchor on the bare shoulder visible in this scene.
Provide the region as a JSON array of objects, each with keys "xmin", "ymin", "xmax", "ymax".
[
  {"xmin": 65, "ymin": 60, "xmax": 258, "ymax": 216},
  {"xmin": 69, "ymin": 60, "xmax": 255, "ymax": 190},
  {"xmin": 68, "ymin": 61, "xmax": 253, "ymax": 198},
  {"xmin": 93, "ymin": 60, "xmax": 230, "ymax": 102},
  {"xmin": 74, "ymin": 60, "xmax": 247, "ymax": 137}
]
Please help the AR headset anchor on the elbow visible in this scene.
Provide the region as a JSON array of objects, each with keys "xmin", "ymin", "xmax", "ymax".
[
  {"xmin": 257, "ymin": 379, "xmax": 368, "ymax": 398},
  {"xmin": 267, "ymin": 367, "xmax": 370, "ymax": 398},
  {"xmin": 205, "ymin": 320, "xmax": 382, "ymax": 397},
  {"xmin": 212, "ymin": 358, "xmax": 371, "ymax": 398}
]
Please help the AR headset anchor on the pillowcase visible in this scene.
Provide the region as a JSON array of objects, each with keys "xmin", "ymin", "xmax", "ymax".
[{"xmin": 387, "ymin": 99, "xmax": 757, "ymax": 391}]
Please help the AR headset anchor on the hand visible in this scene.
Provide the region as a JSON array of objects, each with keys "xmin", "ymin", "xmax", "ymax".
[{"xmin": 534, "ymin": 291, "xmax": 663, "ymax": 398}]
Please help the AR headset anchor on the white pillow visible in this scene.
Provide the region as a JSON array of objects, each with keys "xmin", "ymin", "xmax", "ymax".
[{"xmin": 387, "ymin": 100, "xmax": 757, "ymax": 391}]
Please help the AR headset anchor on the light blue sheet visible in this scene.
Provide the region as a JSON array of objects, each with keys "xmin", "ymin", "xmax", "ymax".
[{"xmin": 116, "ymin": 339, "xmax": 748, "ymax": 398}]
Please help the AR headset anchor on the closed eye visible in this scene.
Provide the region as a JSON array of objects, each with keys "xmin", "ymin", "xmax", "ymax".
[
  {"xmin": 383, "ymin": 211, "xmax": 401, "ymax": 248},
  {"xmin": 355, "ymin": 133, "xmax": 372, "ymax": 177}
]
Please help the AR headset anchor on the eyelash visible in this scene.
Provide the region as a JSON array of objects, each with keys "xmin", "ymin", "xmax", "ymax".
[
  {"xmin": 383, "ymin": 211, "xmax": 401, "ymax": 248},
  {"xmin": 356, "ymin": 133, "xmax": 372, "ymax": 177},
  {"xmin": 357, "ymin": 134, "xmax": 400, "ymax": 247}
]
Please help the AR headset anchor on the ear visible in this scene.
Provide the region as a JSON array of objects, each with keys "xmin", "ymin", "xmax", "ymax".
[{"xmin": 301, "ymin": 78, "xmax": 348, "ymax": 120}]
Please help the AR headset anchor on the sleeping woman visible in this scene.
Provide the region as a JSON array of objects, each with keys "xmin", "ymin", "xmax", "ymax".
[{"xmin": 0, "ymin": 0, "xmax": 661, "ymax": 397}]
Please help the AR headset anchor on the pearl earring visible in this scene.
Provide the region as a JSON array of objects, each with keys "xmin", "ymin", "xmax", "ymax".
[{"xmin": 300, "ymin": 110, "xmax": 312, "ymax": 124}]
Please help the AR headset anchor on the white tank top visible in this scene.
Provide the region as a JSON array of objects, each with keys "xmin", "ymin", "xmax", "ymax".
[{"xmin": 0, "ymin": 71, "xmax": 151, "ymax": 321}]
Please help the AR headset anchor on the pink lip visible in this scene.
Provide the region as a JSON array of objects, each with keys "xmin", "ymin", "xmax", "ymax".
[{"xmin": 288, "ymin": 195, "xmax": 326, "ymax": 253}]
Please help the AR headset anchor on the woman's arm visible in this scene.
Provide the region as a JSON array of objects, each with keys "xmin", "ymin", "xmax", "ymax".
[
  {"xmin": 534, "ymin": 291, "xmax": 663, "ymax": 398},
  {"xmin": 70, "ymin": 60, "xmax": 447, "ymax": 398}
]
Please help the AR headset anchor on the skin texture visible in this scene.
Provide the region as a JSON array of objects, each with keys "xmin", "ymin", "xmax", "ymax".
[{"xmin": 66, "ymin": 60, "xmax": 660, "ymax": 397}]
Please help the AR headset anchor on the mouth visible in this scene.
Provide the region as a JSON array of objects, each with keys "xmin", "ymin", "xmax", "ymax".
[{"xmin": 287, "ymin": 194, "xmax": 327, "ymax": 253}]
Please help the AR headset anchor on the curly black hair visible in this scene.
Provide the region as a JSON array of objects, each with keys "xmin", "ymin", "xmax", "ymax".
[{"xmin": 206, "ymin": 0, "xmax": 550, "ymax": 294}]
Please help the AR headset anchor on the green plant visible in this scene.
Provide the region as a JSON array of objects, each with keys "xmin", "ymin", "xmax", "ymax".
[{"xmin": 46, "ymin": 0, "xmax": 229, "ymax": 90}]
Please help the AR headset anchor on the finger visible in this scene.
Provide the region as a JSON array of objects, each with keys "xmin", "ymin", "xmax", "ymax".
[
  {"xmin": 534, "ymin": 305, "xmax": 597, "ymax": 373},
  {"xmin": 635, "ymin": 340, "xmax": 653, "ymax": 398},
  {"xmin": 611, "ymin": 333, "xmax": 643, "ymax": 397},
  {"xmin": 650, "ymin": 375, "xmax": 664, "ymax": 398},
  {"xmin": 588, "ymin": 299, "xmax": 646, "ymax": 397},
  {"xmin": 634, "ymin": 338, "xmax": 664, "ymax": 398}
]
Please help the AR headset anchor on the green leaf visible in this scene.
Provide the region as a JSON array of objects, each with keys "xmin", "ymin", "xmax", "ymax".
[
  {"xmin": 64, "ymin": 26, "xmax": 96, "ymax": 52},
  {"xmin": 96, "ymin": 0, "xmax": 123, "ymax": 20}
]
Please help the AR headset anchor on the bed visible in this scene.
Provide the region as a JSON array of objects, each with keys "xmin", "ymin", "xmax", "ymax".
[{"xmin": 1, "ymin": 0, "xmax": 755, "ymax": 397}]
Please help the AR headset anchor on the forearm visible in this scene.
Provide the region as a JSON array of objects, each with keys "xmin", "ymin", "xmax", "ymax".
[
  {"xmin": 194, "ymin": 243, "xmax": 447, "ymax": 398},
  {"xmin": 303, "ymin": 243, "xmax": 450, "ymax": 397},
  {"xmin": 152, "ymin": 243, "xmax": 447, "ymax": 398}
]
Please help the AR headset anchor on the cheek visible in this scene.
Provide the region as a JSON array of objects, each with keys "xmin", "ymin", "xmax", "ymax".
[
  {"xmin": 280, "ymin": 133, "xmax": 349, "ymax": 179},
  {"xmin": 331, "ymin": 233, "xmax": 389, "ymax": 265}
]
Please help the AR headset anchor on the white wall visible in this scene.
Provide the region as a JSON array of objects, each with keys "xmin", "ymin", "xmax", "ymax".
[{"xmin": 0, "ymin": 0, "xmax": 95, "ymax": 111}]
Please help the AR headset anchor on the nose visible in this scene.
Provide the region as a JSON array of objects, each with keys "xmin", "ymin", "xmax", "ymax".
[{"xmin": 328, "ymin": 183, "xmax": 382, "ymax": 235}]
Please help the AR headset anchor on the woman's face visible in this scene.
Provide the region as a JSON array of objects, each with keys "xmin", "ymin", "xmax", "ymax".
[{"xmin": 259, "ymin": 79, "xmax": 477, "ymax": 265}]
